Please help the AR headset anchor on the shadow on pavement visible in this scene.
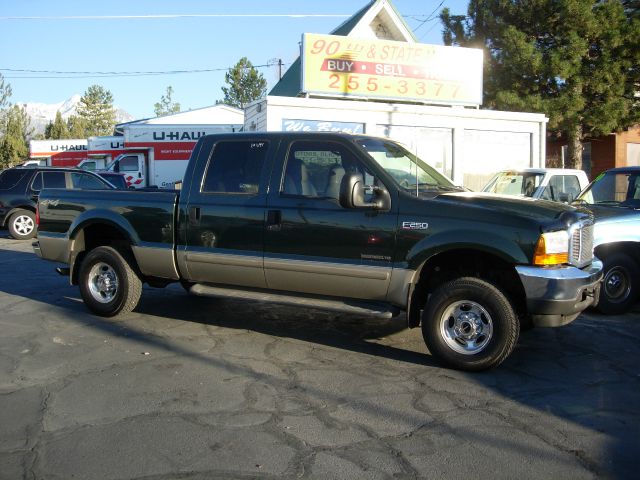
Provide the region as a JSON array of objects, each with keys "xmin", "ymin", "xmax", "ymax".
[{"xmin": 1, "ymin": 243, "xmax": 638, "ymax": 478}]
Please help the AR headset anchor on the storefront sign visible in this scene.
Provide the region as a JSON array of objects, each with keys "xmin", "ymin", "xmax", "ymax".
[
  {"xmin": 301, "ymin": 33, "xmax": 483, "ymax": 106},
  {"xmin": 282, "ymin": 119, "xmax": 364, "ymax": 134}
]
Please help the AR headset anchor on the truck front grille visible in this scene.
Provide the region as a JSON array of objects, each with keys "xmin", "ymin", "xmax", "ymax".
[{"xmin": 569, "ymin": 222, "xmax": 594, "ymax": 268}]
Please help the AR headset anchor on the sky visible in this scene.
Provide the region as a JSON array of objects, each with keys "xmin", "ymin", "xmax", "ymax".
[{"xmin": 0, "ymin": 0, "xmax": 469, "ymax": 120}]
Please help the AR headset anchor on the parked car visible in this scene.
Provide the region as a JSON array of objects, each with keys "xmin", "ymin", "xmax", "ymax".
[
  {"xmin": 482, "ymin": 168, "xmax": 589, "ymax": 203},
  {"xmin": 34, "ymin": 132, "xmax": 602, "ymax": 371},
  {"xmin": 0, "ymin": 166, "xmax": 114, "ymax": 240},
  {"xmin": 574, "ymin": 167, "xmax": 640, "ymax": 314},
  {"xmin": 96, "ymin": 172, "xmax": 129, "ymax": 190}
]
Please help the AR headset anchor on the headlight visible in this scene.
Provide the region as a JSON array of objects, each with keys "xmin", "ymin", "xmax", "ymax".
[{"xmin": 534, "ymin": 230, "xmax": 569, "ymax": 265}]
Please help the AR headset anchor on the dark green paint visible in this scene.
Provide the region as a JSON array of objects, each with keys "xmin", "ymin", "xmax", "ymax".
[{"xmin": 38, "ymin": 132, "xmax": 591, "ymax": 282}]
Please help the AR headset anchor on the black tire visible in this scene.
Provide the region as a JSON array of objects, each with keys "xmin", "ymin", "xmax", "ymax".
[
  {"xmin": 78, "ymin": 246, "xmax": 142, "ymax": 317},
  {"xmin": 8, "ymin": 209, "xmax": 36, "ymax": 240},
  {"xmin": 421, "ymin": 277, "xmax": 519, "ymax": 371},
  {"xmin": 596, "ymin": 252, "xmax": 640, "ymax": 315}
]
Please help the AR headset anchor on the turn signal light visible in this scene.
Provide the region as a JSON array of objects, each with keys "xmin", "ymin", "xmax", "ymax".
[{"xmin": 533, "ymin": 231, "xmax": 569, "ymax": 265}]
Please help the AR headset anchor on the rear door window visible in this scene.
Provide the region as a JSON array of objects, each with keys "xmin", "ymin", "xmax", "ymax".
[
  {"xmin": 42, "ymin": 171, "xmax": 67, "ymax": 189},
  {"xmin": 202, "ymin": 140, "xmax": 270, "ymax": 194},
  {"xmin": 71, "ymin": 172, "xmax": 110, "ymax": 189}
]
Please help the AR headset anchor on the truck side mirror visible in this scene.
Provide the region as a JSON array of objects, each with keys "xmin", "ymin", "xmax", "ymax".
[{"xmin": 339, "ymin": 172, "xmax": 391, "ymax": 211}]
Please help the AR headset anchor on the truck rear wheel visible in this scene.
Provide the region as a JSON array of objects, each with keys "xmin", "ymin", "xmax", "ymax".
[
  {"xmin": 79, "ymin": 246, "xmax": 142, "ymax": 317},
  {"xmin": 421, "ymin": 277, "xmax": 519, "ymax": 371},
  {"xmin": 8, "ymin": 209, "xmax": 36, "ymax": 240},
  {"xmin": 596, "ymin": 252, "xmax": 639, "ymax": 315}
]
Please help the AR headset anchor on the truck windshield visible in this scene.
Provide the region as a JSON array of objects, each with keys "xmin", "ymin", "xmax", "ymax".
[
  {"xmin": 355, "ymin": 138, "xmax": 461, "ymax": 196},
  {"xmin": 576, "ymin": 171, "xmax": 640, "ymax": 208},
  {"xmin": 483, "ymin": 172, "xmax": 544, "ymax": 197}
]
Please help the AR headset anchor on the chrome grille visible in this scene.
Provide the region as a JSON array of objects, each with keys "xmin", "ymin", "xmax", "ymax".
[{"xmin": 569, "ymin": 222, "xmax": 594, "ymax": 268}]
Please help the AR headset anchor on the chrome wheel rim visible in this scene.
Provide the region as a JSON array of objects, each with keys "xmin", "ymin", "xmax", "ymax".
[
  {"xmin": 13, "ymin": 215, "xmax": 34, "ymax": 236},
  {"xmin": 88, "ymin": 262, "xmax": 119, "ymax": 304},
  {"xmin": 604, "ymin": 267, "xmax": 630, "ymax": 302},
  {"xmin": 440, "ymin": 300, "xmax": 493, "ymax": 355}
]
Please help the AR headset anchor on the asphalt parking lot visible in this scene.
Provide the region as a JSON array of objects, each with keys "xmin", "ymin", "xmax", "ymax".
[{"xmin": 0, "ymin": 233, "xmax": 639, "ymax": 480}]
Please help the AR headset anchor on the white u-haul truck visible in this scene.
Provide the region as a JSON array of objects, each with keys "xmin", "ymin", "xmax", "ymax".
[
  {"xmin": 29, "ymin": 124, "xmax": 241, "ymax": 189},
  {"xmin": 27, "ymin": 139, "xmax": 89, "ymax": 167},
  {"xmin": 95, "ymin": 124, "xmax": 241, "ymax": 189}
]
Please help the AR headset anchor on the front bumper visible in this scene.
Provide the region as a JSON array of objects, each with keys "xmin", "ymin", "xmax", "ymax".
[{"xmin": 516, "ymin": 259, "xmax": 603, "ymax": 327}]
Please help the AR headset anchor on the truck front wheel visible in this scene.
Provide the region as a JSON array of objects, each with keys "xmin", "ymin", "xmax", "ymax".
[
  {"xmin": 421, "ymin": 277, "xmax": 519, "ymax": 371},
  {"xmin": 79, "ymin": 246, "xmax": 142, "ymax": 317},
  {"xmin": 596, "ymin": 252, "xmax": 639, "ymax": 315}
]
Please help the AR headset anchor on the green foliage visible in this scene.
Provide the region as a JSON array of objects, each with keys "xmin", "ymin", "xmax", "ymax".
[
  {"xmin": 0, "ymin": 73, "xmax": 11, "ymax": 111},
  {"xmin": 154, "ymin": 86, "xmax": 181, "ymax": 117},
  {"xmin": 440, "ymin": 0, "xmax": 640, "ymax": 169},
  {"xmin": 45, "ymin": 111, "xmax": 71, "ymax": 139},
  {"xmin": 0, "ymin": 105, "xmax": 32, "ymax": 168},
  {"xmin": 221, "ymin": 57, "xmax": 267, "ymax": 109},
  {"xmin": 66, "ymin": 115, "xmax": 88, "ymax": 138},
  {"xmin": 76, "ymin": 84, "xmax": 116, "ymax": 137}
]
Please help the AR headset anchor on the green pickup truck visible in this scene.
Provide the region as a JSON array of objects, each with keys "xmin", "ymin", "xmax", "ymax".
[{"xmin": 33, "ymin": 132, "xmax": 602, "ymax": 371}]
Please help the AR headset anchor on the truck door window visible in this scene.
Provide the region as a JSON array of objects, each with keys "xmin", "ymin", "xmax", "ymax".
[
  {"xmin": 119, "ymin": 156, "xmax": 140, "ymax": 172},
  {"xmin": 202, "ymin": 140, "xmax": 269, "ymax": 194},
  {"xmin": 281, "ymin": 141, "xmax": 372, "ymax": 200},
  {"xmin": 541, "ymin": 175, "xmax": 581, "ymax": 201}
]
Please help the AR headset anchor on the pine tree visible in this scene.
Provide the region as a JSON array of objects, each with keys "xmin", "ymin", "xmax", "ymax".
[
  {"xmin": 0, "ymin": 73, "xmax": 11, "ymax": 111},
  {"xmin": 154, "ymin": 86, "xmax": 181, "ymax": 117},
  {"xmin": 0, "ymin": 73, "xmax": 13, "ymax": 140},
  {"xmin": 67, "ymin": 115, "xmax": 88, "ymax": 138},
  {"xmin": 76, "ymin": 84, "xmax": 116, "ymax": 137},
  {"xmin": 45, "ymin": 111, "xmax": 71, "ymax": 139},
  {"xmin": 441, "ymin": 0, "xmax": 640, "ymax": 170},
  {"xmin": 220, "ymin": 57, "xmax": 267, "ymax": 109},
  {"xmin": 0, "ymin": 105, "xmax": 32, "ymax": 168}
]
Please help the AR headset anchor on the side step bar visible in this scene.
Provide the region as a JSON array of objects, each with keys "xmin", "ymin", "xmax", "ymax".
[{"xmin": 190, "ymin": 284, "xmax": 399, "ymax": 319}]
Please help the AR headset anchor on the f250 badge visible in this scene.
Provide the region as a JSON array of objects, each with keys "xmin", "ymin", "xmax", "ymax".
[{"xmin": 402, "ymin": 221, "xmax": 429, "ymax": 230}]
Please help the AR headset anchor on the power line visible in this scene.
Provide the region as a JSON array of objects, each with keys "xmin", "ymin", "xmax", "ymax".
[
  {"xmin": 0, "ymin": 13, "xmax": 350, "ymax": 21},
  {"xmin": 0, "ymin": 63, "xmax": 288, "ymax": 79}
]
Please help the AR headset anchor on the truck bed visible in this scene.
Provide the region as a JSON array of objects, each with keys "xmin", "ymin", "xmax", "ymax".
[{"xmin": 37, "ymin": 188, "xmax": 179, "ymax": 270}]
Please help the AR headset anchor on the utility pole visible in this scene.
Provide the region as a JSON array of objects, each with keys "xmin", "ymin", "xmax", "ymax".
[{"xmin": 268, "ymin": 58, "xmax": 283, "ymax": 81}]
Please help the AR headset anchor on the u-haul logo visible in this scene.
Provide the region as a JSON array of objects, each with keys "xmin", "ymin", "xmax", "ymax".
[
  {"xmin": 402, "ymin": 221, "xmax": 429, "ymax": 230},
  {"xmin": 152, "ymin": 131, "xmax": 207, "ymax": 141}
]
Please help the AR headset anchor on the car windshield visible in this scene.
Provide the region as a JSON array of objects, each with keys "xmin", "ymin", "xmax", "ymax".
[
  {"xmin": 354, "ymin": 138, "xmax": 461, "ymax": 196},
  {"xmin": 576, "ymin": 171, "xmax": 640, "ymax": 208},
  {"xmin": 483, "ymin": 172, "xmax": 544, "ymax": 197}
]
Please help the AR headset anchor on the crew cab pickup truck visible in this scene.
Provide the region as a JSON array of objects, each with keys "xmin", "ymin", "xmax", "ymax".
[{"xmin": 33, "ymin": 133, "xmax": 602, "ymax": 371}]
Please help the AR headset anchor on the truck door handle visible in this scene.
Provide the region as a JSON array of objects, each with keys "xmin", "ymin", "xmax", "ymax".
[
  {"xmin": 189, "ymin": 206, "xmax": 201, "ymax": 225},
  {"xmin": 266, "ymin": 209, "xmax": 282, "ymax": 231}
]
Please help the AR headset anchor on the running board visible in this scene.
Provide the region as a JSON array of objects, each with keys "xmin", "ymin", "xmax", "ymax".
[{"xmin": 189, "ymin": 284, "xmax": 399, "ymax": 319}]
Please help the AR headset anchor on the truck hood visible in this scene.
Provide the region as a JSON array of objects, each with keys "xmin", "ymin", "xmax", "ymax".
[
  {"xmin": 433, "ymin": 192, "xmax": 586, "ymax": 230},
  {"xmin": 582, "ymin": 204, "xmax": 640, "ymax": 224}
]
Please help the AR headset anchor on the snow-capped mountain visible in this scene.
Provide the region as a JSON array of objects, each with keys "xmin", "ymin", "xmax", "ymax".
[{"xmin": 20, "ymin": 95, "xmax": 134, "ymax": 135}]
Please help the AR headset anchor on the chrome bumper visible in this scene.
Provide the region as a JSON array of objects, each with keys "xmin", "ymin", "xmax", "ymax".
[{"xmin": 516, "ymin": 259, "xmax": 603, "ymax": 327}]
